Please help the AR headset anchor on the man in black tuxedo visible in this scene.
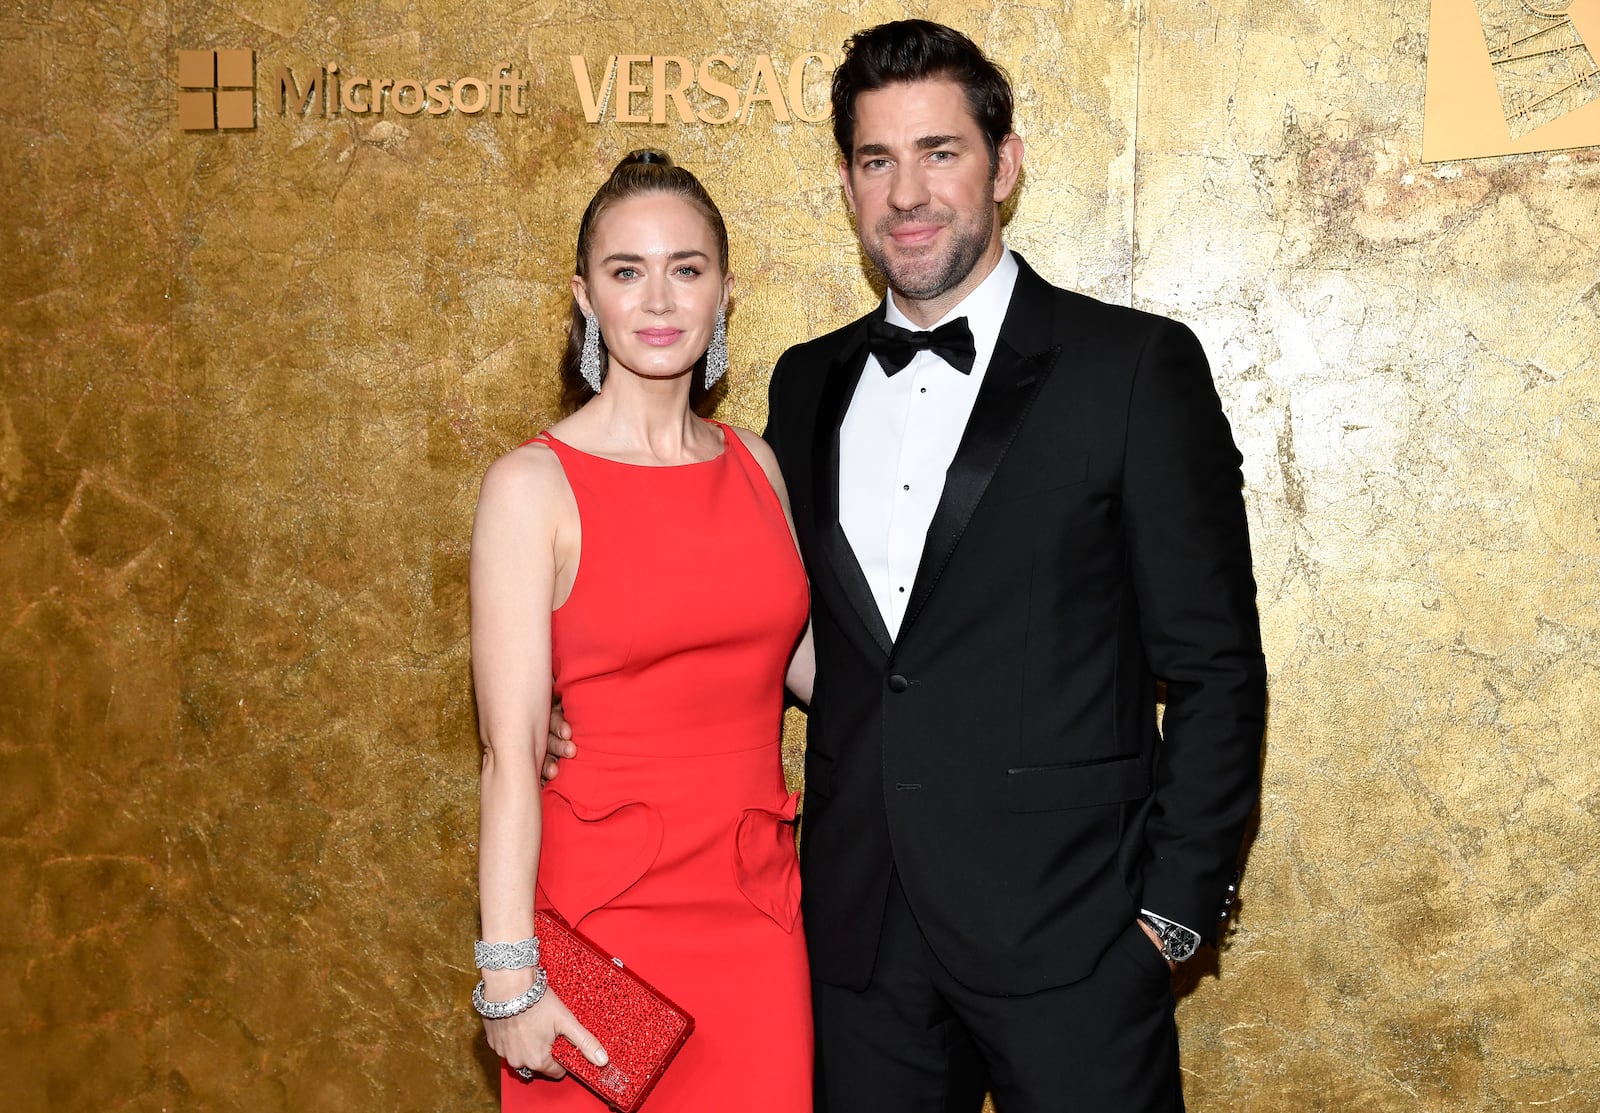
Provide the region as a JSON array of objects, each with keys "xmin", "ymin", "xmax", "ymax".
[{"xmin": 762, "ymin": 20, "xmax": 1267, "ymax": 1113}]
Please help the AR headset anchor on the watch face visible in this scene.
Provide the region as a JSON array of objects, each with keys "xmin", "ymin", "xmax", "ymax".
[
  {"xmin": 1164, "ymin": 930, "xmax": 1198, "ymax": 961},
  {"xmin": 1142, "ymin": 914, "xmax": 1199, "ymax": 962}
]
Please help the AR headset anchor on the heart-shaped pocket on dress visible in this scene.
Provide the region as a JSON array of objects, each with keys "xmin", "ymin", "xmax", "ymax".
[
  {"xmin": 537, "ymin": 787, "xmax": 664, "ymax": 926},
  {"xmin": 732, "ymin": 790, "xmax": 802, "ymax": 932}
]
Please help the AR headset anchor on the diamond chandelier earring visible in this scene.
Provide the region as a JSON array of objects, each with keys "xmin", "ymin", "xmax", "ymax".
[
  {"xmin": 704, "ymin": 308, "xmax": 728, "ymax": 390},
  {"xmin": 579, "ymin": 311, "xmax": 604, "ymax": 393}
]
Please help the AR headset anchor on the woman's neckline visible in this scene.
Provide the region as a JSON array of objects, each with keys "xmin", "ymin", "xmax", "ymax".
[{"xmin": 540, "ymin": 420, "xmax": 728, "ymax": 469}]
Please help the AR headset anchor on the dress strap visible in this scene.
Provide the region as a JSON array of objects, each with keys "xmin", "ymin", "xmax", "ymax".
[
  {"xmin": 522, "ymin": 430, "xmax": 571, "ymax": 460},
  {"xmin": 713, "ymin": 422, "xmax": 793, "ymax": 521},
  {"xmin": 709, "ymin": 420, "xmax": 748, "ymax": 469}
]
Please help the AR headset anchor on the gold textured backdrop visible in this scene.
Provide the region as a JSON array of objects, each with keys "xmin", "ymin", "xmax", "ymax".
[{"xmin": 2, "ymin": 1, "xmax": 1597, "ymax": 1110}]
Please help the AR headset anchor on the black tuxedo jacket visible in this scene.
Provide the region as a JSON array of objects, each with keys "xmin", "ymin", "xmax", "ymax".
[{"xmin": 764, "ymin": 256, "xmax": 1266, "ymax": 996}]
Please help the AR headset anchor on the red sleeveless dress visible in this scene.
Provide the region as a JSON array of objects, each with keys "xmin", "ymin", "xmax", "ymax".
[{"xmin": 503, "ymin": 422, "xmax": 812, "ymax": 1112}]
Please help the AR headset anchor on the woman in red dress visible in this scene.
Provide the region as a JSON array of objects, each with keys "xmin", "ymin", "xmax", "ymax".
[{"xmin": 469, "ymin": 150, "xmax": 814, "ymax": 1111}]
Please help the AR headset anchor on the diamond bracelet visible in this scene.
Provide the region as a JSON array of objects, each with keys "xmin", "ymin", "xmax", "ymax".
[
  {"xmin": 472, "ymin": 966, "xmax": 549, "ymax": 1020},
  {"xmin": 475, "ymin": 936, "xmax": 540, "ymax": 971}
]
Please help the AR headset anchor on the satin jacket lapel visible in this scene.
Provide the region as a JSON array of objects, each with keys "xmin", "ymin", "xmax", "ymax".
[
  {"xmin": 897, "ymin": 258, "xmax": 1062, "ymax": 646},
  {"xmin": 812, "ymin": 315, "xmax": 895, "ymax": 660}
]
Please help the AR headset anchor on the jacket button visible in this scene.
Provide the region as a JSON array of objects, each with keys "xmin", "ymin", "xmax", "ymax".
[{"xmin": 887, "ymin": 674, "xmax": 910, "ymax": 693}]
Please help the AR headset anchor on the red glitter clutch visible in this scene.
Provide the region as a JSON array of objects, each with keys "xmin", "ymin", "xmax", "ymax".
[{"xmin": 535, "ymin": 908, "xmax": 695, "ymax": 1112}]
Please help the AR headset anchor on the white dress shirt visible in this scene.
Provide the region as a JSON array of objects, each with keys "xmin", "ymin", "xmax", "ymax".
[{"xmin": 839, "ymin": 249, "xmax": 1020, "ymax": 639}]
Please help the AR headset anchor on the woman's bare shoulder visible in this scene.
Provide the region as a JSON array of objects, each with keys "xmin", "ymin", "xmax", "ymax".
[
  {"xmin": 727, "ymin": 425, "xmax": 792, "ymax": 509},
  {"xmin": 728, "ymin": 425, "xmax": 779, "ymax": 470},
  {"xmin": 477, "ymin": 439, "xmax": 573, "ymax": 523}
]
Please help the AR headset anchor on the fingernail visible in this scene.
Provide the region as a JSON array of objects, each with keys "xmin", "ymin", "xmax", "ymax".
[{"xmin": 596, "ymin": 1049, "xmax": 609, "ymax": 1066}]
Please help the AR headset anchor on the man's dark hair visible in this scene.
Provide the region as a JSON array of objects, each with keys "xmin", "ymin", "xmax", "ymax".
[{"xmin": 830, "ymin": 20, "xmax": 1015, "ymax": 166}]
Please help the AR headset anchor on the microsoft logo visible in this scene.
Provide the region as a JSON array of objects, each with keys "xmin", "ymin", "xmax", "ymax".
[{"xmin": 178, "ymin": 49, "xmax": 255, "ymax": 130}]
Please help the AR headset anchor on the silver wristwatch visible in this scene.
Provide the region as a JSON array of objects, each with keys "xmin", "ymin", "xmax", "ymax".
[{"xmin": 1138, "ymin": 910, "xmax": 1201, "ymax": 963}]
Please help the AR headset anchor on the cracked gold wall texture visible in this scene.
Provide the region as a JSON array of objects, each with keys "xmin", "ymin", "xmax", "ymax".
[{"xmin": 2, "ymin": 1, "xmax": 1596, "ymax": 1110}]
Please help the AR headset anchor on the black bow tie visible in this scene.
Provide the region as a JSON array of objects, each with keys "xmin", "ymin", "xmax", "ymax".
[{"xmin": 867, "ymin": 317, "xmax": 977, "ymax": 375}]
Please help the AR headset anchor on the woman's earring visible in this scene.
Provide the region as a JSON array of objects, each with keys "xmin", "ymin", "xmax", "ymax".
[
  {"xmin": 704, "ymin": 308, "xmax": 728, "ymax": 390},
  {"xmin": 580, "ymin": 312, "xmax": 604, "ymax": 393}
]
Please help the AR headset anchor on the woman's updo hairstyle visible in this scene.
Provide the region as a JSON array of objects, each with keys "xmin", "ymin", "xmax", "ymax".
[{"xmin": 558, "ymin": 150, "xmax": 731, "ymax": 413}]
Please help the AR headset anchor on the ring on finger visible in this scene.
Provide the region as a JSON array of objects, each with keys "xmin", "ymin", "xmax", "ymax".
[{"xmin": 514, "ymin": 1066, "xmax": 535, "ymax": 1081}]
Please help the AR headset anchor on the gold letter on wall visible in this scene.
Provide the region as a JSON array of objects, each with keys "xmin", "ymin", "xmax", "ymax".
[
  {"xmin": 652, "ymin": 57, "xmax": 695, "ymax": 124},
  {"xmin": 740, "ymin": 55, "xmax": 790, "ymax": 123},
  {"xmin": 615, "ymin": 55, "xmax": 651, "ymax": 124},
  {"xmin": 571, "ymin": 55, "xmax": 618, "ymax": 123},
  {"xmin": 696, "ymin": 55, "xmax": 739, "ymax": 125},
  {"xmin": 788, "ymin": 52, "xmax": 832, "ymax": 123},
  {"xmin": 277, "ymin": 66, "xmax": 319, "ymax": 115}
]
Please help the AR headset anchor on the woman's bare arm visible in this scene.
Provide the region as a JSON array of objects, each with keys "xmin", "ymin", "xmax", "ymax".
[{"xmin": 470, "ymin": 445, "xmax": 606, "ymax": 1077}]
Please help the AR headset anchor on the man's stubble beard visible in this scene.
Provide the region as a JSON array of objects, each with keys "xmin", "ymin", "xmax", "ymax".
[{"xmin": 866, "ymin": 201, "xmax": 995, "ymax": 306}]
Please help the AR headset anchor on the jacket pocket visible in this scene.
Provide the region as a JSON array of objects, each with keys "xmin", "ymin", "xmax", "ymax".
[
  {"xmin": 1005, "ymin": 754, "xmax": 1149, "ymax": 813},
  {"xmin": 732, "ymin": 790, "xmax": 802, "ymax": 932}
]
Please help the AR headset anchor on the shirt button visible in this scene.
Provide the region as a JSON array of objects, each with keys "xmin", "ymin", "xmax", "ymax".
[
  {"xmin": 897, "ymin": 586, "xmax": 906, "ymax": 593},
  {"xmin": 887, "ymin": 674, "xmax": 910, "ymax": 693},
  {"xmin": 902, "ymin": 484, "xmax": 910, "ymax": 491}
]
